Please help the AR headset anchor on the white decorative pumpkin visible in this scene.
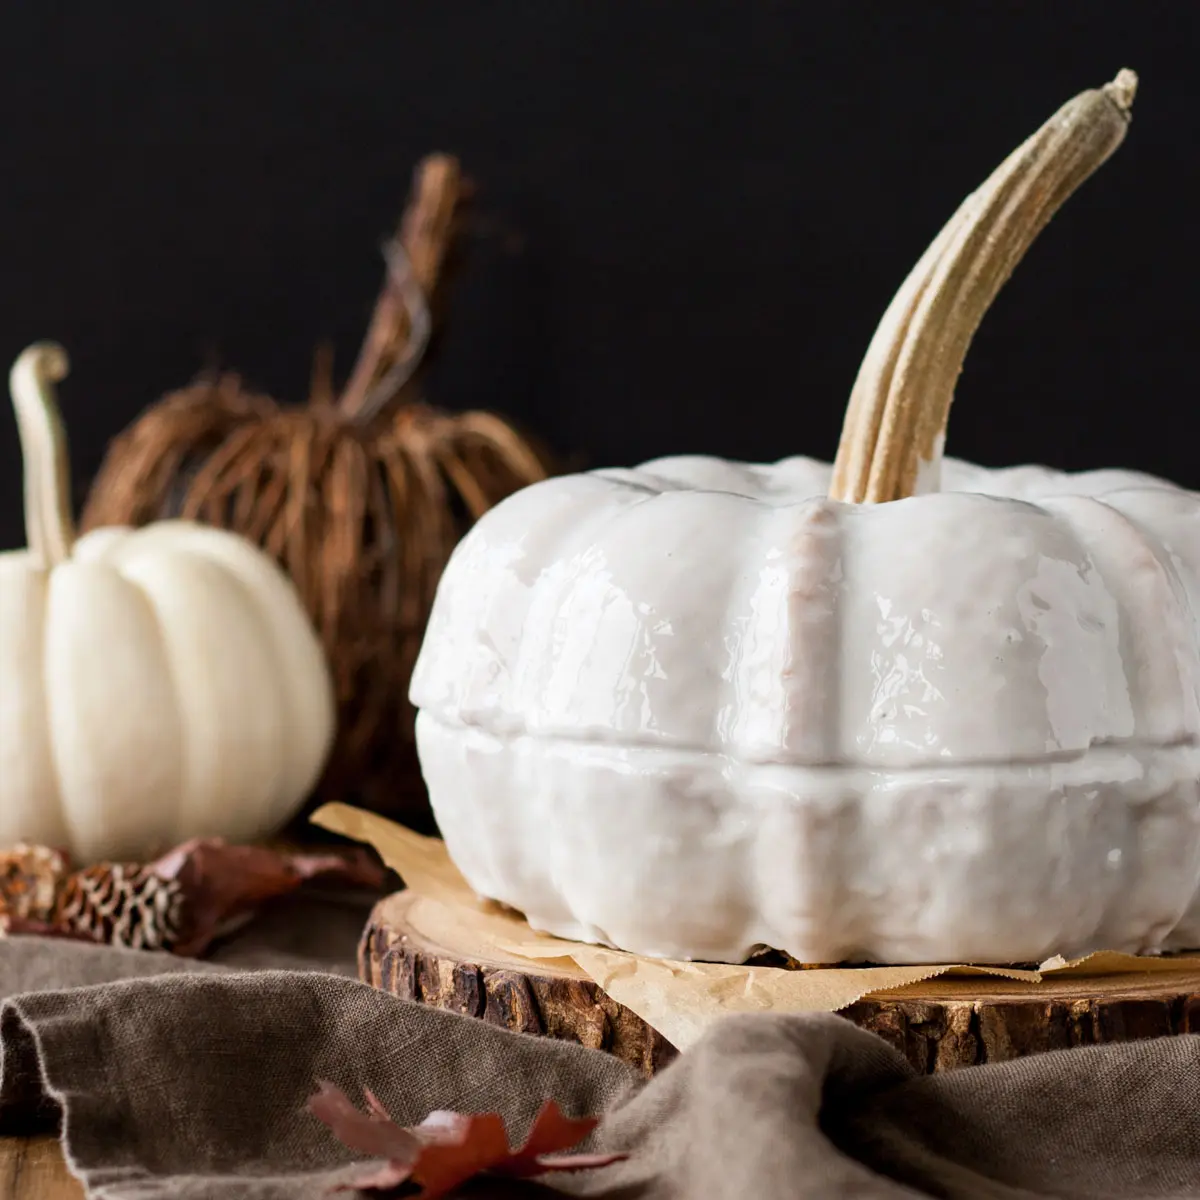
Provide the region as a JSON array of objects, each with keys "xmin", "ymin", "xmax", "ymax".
[
  {"xmin": 0, "ymin": 343, "xmax": 336, "ymax": 862},
  {"xmin": 411, "ymin": 71, "xmax": 1200, "ymax": 965}
]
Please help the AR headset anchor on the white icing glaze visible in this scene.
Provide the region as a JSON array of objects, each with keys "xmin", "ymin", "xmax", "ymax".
[
  {"xmin": 411, "ymin": 456, "xmax": 1200, "ymax": 963},
  {"xmin": 914, "ymin": 431, "xmax": 946, "ymax": 495}
]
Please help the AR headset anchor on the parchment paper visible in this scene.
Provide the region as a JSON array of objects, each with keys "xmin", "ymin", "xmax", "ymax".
[{"xmin": 312, "ymin": 802, "xmax": 1200, "ymax": 1051}]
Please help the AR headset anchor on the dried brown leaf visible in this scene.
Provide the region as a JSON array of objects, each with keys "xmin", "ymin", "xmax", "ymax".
[
  {"xmin": 1, "ymin": 838, "xmax": 387, "ymax": 957},
  {"xmin": 153, "ymin": 839, "xmax": 387, "ymax": 956},
  {"xmin": 308, "ymin": 1085, "xmax": 625, "ymax": 1198},
  {"xmin": 309, "ymin": 1081, "xmax": 421, "ymax": 1162}
]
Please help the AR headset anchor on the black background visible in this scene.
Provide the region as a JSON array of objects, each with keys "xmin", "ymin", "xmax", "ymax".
[{"xmin": 0, "ymin": 3, "xmax": 1196, "ymax": 551}]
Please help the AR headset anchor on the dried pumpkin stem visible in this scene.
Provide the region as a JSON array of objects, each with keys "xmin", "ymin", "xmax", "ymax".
[
  {"xmin": 337, "ymin": 153, "xmax": 466, "ymax": 422},
  {"xmin": 828, "ymin": 68, "xmax": 1138, "ymax": 505},
  {"xmin": 9, "ymin": 342, "xmax": 76, "ymax": 566}
]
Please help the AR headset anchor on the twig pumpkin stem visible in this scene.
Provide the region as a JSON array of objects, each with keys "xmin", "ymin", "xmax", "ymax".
[
  {"xmin": 10, "ymin": 342, "xmax": 76, "ymax": 567},
  {"xmin": 829, "ymin": 69, "xmax": 1137, "ymax": 505},
  {"xmin": 337, "ymin": 154, "xmax": 466, "ymax": 422}
]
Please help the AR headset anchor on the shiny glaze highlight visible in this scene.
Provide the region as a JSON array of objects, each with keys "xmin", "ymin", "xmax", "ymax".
[{"xmin": 411, "ymin": 456, "xmax": 1200, "ymax": 964}]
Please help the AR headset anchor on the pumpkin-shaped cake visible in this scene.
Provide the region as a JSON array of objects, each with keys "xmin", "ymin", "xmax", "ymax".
[{"xmin": 412, "ymin": 71, "xmax": 1200, "ymax": 965}]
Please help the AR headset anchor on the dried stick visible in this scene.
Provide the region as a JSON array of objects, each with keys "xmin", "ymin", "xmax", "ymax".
[{"xmin": 337, "ymin": 154, "xmax": 467, "ymax": 421}]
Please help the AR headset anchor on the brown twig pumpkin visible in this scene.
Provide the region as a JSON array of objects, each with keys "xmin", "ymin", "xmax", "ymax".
[{"xmin": 81, "ymin": 155, "xmax": 550, "ymax": 828}]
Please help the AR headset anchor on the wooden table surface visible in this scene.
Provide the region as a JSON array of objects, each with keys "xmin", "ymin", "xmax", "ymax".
[{"xmin": 0, "ymin": 1138, "xmax": 83, "ymax": 1199}]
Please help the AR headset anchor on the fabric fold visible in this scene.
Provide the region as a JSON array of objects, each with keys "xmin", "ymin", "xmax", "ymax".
[{"xmin": 2, "ymin": 894, "xmax": 1199, "ymax": 1199}]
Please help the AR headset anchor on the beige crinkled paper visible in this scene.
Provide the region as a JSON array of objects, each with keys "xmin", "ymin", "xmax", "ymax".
[{"xmin": 312, "ymin": 802, "xmax": 1200, "ymax": 1051}]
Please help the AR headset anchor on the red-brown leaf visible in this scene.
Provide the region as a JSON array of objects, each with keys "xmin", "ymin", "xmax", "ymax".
[
  {"xmin": 308, "ymin": 1081, "xmax": 420, "ymax": 1162},
  {"xmin": 154, "ymin": 840, "xmax": 387, "ymax": 955},
  {"xmin": 309, "ymin": 1086, "xmax": 626, "ymax": 1198},
  {"xmin": 3, "ymin": 838, "xmax": 388, "ymax": 956},
  {"xmin": 498, "ymin": 1100, "xmax": 603, "ymax": 1171}
]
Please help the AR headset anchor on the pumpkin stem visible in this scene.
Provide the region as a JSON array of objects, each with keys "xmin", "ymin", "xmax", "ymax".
[
  {"xmin": 336, "ymin": 153, "xmax": 467, "ymax": 422},
  {"xmin": 828, "ymin": 69, "xmax": 1137, "ymax": 505},
  {"xmin": 10, "ymin": 342, "xmax": 76, "ymax": 566}
]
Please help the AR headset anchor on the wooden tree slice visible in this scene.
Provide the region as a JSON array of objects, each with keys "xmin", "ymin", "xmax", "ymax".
[
  {"xmin": 359, "ymin": 890, "xmax": 677, "ymax": 1076},
  {"xmin": 359, "ymin": 890, "xmax": 1200, "ymax": 1077}
]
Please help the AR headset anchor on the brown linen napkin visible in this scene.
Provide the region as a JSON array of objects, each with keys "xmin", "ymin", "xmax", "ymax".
[{"xmin": 2, "ymin": 895, "xmax": 1199, "ymax": 1199}]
